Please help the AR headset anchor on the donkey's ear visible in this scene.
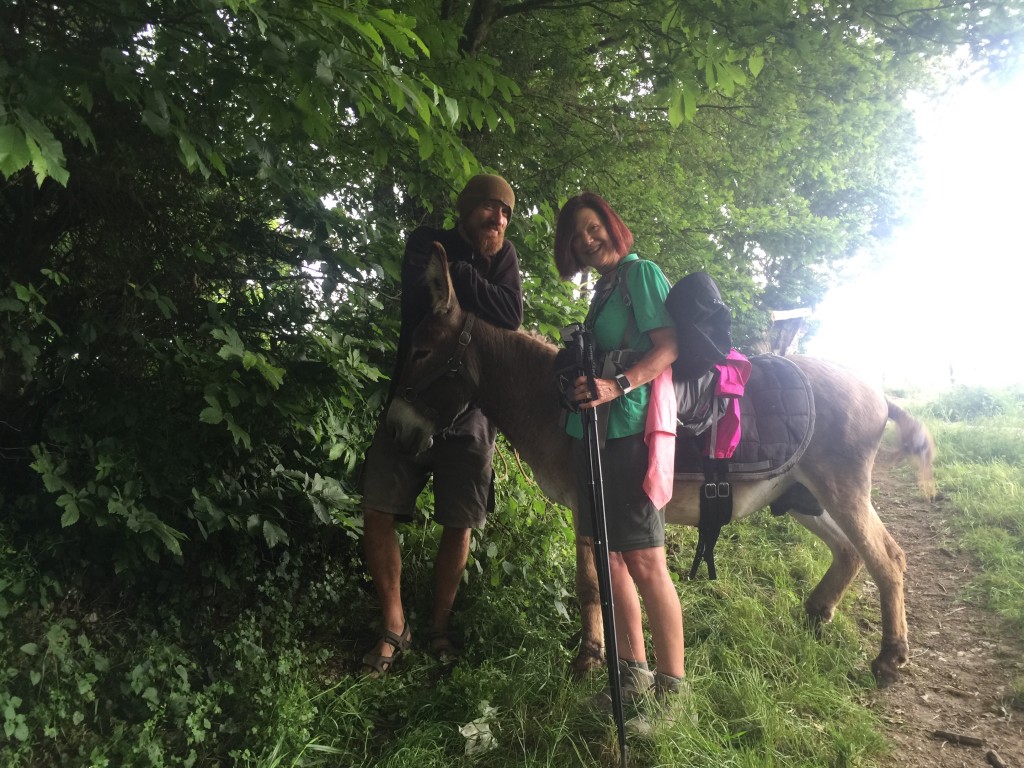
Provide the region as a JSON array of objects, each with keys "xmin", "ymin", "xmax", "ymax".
[{"xmin": 425, "ymin": 241, "xmax": 456, "ymax": 315}]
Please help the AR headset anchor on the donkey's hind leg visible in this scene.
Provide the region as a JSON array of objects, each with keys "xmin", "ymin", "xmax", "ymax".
[
  {"xmin": 810, "ymin": 485, "xmax": 908, "ymax": 686},
  {"xmin": 790, "ymin": 510, "xmax": 864, "ymax": 629}
]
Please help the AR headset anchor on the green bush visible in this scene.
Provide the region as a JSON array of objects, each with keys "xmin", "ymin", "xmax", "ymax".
[{"xmin": 922, "ymin": 385, "xmax": 1016, "ymax": 422}]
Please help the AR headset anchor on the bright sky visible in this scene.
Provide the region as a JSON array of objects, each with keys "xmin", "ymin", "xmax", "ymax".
[{"xmin": 807, "ymin": 69, "xmax": 1024, "ymax": 393}]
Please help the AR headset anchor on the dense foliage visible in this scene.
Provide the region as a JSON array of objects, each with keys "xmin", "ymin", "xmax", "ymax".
[{"xmin": 2, "ymin": 0, "xmax": 1022, "ymax": 763}]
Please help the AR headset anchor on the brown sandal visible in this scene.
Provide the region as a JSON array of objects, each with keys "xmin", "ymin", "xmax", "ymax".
[{"xmin": 361, "ymin": 622, "xmax": 412, "ymax": 678}]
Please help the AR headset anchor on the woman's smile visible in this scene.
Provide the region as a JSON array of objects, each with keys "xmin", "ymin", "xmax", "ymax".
[{"xmin": 572, "ymin": 207, "xmax": 620, "ymax": 274}]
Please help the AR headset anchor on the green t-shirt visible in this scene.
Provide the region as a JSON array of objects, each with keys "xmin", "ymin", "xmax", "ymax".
[{"xmin": 566, "ymin": 254, "xmax": 673, "ymax": 439}]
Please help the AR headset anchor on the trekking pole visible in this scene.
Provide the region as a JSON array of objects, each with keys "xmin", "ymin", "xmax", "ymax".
[{"xmin": 577, "ymin": 328, "xmax": 628, "ymax": 768}]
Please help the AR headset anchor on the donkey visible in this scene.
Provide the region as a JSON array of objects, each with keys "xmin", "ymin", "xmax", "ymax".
[{"xmin": 386, "ymin": 245, "xmax": 934, "ymax": 687}]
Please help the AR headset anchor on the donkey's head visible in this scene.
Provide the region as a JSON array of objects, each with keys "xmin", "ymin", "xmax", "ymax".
[{"xmin": 385, "ymin": 242, "xmax": 481, "ymax": 454}]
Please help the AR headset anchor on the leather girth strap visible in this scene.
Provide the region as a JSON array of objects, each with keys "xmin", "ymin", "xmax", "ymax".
[
  {"xmin": 689, "ymin": 458, "xmax": 733, "ymax": 580},
  {"xmin": 688, "ymin": 398, "xmax": 733, "ymax": 580}
]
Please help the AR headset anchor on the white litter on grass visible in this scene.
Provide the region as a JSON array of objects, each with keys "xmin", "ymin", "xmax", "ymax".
[{"xmin": 459, "ymin": 702, "xmax": 498, "ymax": 757}]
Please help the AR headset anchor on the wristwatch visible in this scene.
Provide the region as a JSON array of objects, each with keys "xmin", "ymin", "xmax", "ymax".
[{"xmin": 614, "ymin": 373, "xmax": 633, "ymax": 395}]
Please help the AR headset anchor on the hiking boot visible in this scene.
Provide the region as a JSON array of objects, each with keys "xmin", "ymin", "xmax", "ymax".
[
  {"xmin": 585, "ymin": 659, "xmax": 655, "ymax": 715},
  {"xmin": 625, "ymin": 671, "xmax": 697, "ymax": 737}
]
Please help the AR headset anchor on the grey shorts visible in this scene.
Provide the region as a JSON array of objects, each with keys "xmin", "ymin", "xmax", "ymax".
[
  {"xmin": 573, "ymin": 431, "xmax": 665, "ymax": 552},
  {"xmin": 360, "ymin": 408, "xmax": 495, "ymax": 529}
]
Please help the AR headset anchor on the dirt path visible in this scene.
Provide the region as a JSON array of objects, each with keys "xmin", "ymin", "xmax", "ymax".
[{"xmin": 867, "ymin": 460, "xmax": 1024, "ymax": 767}]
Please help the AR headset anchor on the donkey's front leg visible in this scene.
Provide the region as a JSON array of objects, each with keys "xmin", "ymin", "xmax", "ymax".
[{"xmin": 569, "ymin": 534, "xmax": 605, "ymax": 677}]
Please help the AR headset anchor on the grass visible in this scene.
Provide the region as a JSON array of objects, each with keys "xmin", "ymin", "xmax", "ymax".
[
  {"xmin": 909, "ymin": 386, "xmax": 1024, "ymax": 708},
  {"xmin": 295, "ymin": 511, "xmax": 888, "ymax": 768},
  {"xmin": 917, "ymin": 391, "xmax": 1024, "ymax": 635},
  {"xmin": 3, "ymin": 491, "xmax": 890, "ymax": 766},
  {"xmin": 6, "ymin": 387, "xmax": 1024, "ymax": 765}
]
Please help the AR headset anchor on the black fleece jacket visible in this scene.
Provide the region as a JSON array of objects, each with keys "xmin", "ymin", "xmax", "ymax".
[{"xmin": 388, "ymin": 225, "xmax": 523, "ymax": 409}]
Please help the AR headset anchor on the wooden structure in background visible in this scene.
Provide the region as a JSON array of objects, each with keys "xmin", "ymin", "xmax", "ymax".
[{"xmin": 769, "ymin": 308, "xmax": 813, "ymax": 356}]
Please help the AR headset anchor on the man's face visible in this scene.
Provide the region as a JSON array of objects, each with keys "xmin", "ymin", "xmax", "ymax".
[{"xmin": 459, "ymin": 199, "xmax": 510, "ymax": 257}]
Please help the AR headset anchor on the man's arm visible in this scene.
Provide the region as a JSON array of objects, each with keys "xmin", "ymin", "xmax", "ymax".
[
  {"xmin": 404, "ymin": 227, "xmax": 523, "ymax": 330},
  {"xmin": 448, "ymin": 246, "xmax": 523, "ymax": 330}
]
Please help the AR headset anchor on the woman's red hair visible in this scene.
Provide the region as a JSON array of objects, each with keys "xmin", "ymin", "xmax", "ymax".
[{"xmin": 553, "ymin": 193, "xmax": 634, "ymax": 279}]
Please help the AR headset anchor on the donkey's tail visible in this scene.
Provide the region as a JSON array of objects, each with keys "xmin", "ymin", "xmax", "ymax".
[{"xmin": 886, "ymin": 398, "xmax": 936, "ymax": 499}]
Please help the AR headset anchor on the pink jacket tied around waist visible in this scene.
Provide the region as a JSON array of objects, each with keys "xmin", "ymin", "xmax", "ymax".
[{"xmin": 643, "ymin": 349, "xmax": 752, "ymax": 508}]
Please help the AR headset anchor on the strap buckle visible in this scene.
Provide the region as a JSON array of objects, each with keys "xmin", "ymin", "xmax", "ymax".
[{"xmin": 703, "ymin": 481, "xmax": 731, "ymax": 499}]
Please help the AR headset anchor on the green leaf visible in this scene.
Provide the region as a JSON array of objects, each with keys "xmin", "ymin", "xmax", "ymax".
[
  {"xmin": 373, "ymin": 10, "xmax": 424, "ymax": 57},
  {"xmin": 749, "ymin": 53, "xmax": 765, "ymax": 77},
  {"xmin": 263, "ymin": 520, "xmax": 289, "ymax": 548},
  {"xmin": 682, "ymin": 83, "xmax": 698, "ymax": 122},
  {"xmin": 141, "ymin": 109, "xmax": 171, "ymax": 135},
  {"xmin": 212, "ymin": 327, "xmax": 245, "ymax": 359},
  {"xmin": 59, "ymin": 505, "xmax": 79, "ymax": 528},
  {"xmin": 418, "ymin": 131, "xmax": 434, "ymax": 160},
  {"xmin": 0, "ymin": 125, "xmax": 32, "ymax": 179},
  {"xmin": 20, "ymin": 643, "xmax": 39, "ymax": 656},
  {"xmin": 208, "ymin": 151, "xmax": 227, "ymax": 177},
  {"xmin": 443, "ymin": 96, "xmax": 460, "ymax": 126},
  {"xmin": 315, "ymin": 58, "xmax": 333, "ymax": 85},
  {"xmin": 668, "ymin": 88, "xmax": 684, "ymax": 129},
  {"xmin": 15, "ymin": 109, "xmax": 69, "ymax": 186},
  {"xmin": 60, "ymin": 498, "xmax": 81, "ymax": 527},
  {"xmin": 178, "ymin": 133, "xmax": 209, "ymax": 177},
  {"xmin": 484, "ymin": 104, "xmax": 499, "ymax": 132},
  {"xmin": 146, "ymin": 518, "xmax": 185, "ymax": 557},
  {"xmin": 224, "ymin": 415, "xmax": 251, "ymax": 449},
  {"xmin": 199, "ymin": 406, "xmax": 223, "ymax": 425}
]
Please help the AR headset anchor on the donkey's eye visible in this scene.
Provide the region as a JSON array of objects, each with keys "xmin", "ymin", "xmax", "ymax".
[{"xmin": 412, "ymin": 349, "xmax": 429, "ymax": 362}]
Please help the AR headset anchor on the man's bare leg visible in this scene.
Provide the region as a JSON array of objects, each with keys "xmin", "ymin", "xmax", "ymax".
[
  {"xmin": 363, "ymin": 507, "xmax": 407, "ymax": 660},
  {"xmin": 431, "ymin": 525, "xmax": 471, "ymax": 633}
]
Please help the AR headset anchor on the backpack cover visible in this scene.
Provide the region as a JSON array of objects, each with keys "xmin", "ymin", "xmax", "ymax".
[{"xmin": 663, "ymin": 271, "xmax": 732, "ymax": 380}]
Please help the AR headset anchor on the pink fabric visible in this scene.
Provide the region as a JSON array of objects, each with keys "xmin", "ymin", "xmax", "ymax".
[
  {"xmin": 643, "ymin": 367, "xmax": 676, "ymax": 509},
  {"xmin": 643, "ymin": 350, "xmax": 753, "ymax": 503},
  {"xmin": 706, "ymin": 349, "xmax": 751, "ymax": 459}
]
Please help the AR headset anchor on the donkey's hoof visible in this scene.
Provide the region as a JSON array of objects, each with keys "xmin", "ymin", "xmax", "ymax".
[
  {"xmin": 568, "ymin": 640, "xmax": 604, "ymax": 679},
  {"xmin": 871, "ymin": 639, "xmax": 909, "ymax": 687}
]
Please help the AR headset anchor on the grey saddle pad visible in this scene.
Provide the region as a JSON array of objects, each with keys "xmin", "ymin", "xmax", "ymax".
[{"xmin": 674, "ymin": 354, "xmax": 815, "ymax": 480}]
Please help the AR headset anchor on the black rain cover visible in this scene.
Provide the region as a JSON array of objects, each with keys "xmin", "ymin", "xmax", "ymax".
[{"xmin": 664, "ymin": 271, "xmax": 732, "ymax": 380}]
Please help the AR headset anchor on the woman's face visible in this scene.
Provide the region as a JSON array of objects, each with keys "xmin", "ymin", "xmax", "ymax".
[{"xmin": 571, "ymin": 206, "xmax": 621, "ymax": 274}]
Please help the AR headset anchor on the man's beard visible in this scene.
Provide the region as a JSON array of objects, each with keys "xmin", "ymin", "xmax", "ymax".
[{"xmin": 467, "ymin": 223, "xmax": 504, "ymax": 257}]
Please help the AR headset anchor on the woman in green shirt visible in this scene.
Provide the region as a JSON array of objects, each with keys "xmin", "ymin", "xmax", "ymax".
[{"xmin": 554, "ymin": 193, "xmax": 686, "ymax": 722}]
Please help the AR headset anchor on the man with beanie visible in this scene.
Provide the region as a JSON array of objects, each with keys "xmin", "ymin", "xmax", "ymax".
[{"xmin": 360, "ymin": 173, "xmax": 523, "ymax": 676}]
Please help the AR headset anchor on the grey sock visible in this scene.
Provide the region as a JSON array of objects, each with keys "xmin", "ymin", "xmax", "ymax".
[{"xmin": 622, "ymin": 658, "xmax": 650, "ymax": 672}]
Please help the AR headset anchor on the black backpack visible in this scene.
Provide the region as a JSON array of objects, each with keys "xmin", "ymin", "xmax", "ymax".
[
  {"xmin": 617, "ymin": 264, "xmax": 732, "ymax": 381},
  {"xmin": 664, "ymin": 271, "xmax": 732, "ymax": 380}
]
